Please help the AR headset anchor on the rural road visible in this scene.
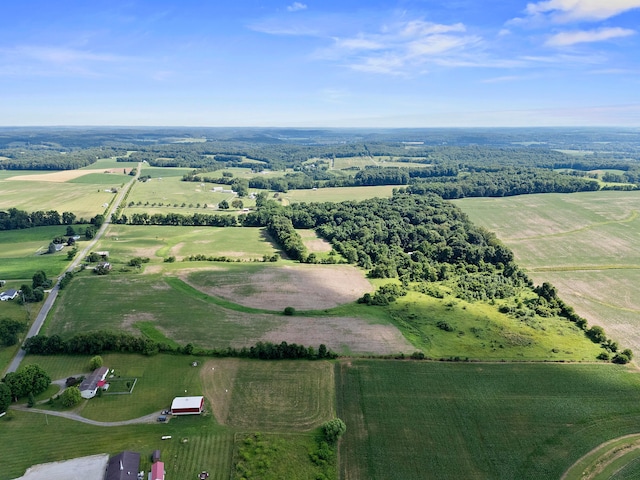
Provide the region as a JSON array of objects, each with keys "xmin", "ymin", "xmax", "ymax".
[{"xmin": 5, "ymin": 164, "xmax": 141, "ymax": 374}]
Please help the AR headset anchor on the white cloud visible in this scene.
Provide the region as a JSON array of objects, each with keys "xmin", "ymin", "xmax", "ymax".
[
  {"xmin": 546, "ymin": 27, "xmax": 636, "ymax": 46},
  {"xmin": 287, "ymin": 2, "xmax": 307, "ymax": 12},
  {"xmin": 319, "ymin": 20, "xmax": 481, "ymax": 75},
  {"xmin": 525, "ymin": 0, "xmax": 640, "ymax": 22}
]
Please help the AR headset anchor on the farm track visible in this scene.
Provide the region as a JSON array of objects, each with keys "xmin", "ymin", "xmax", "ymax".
[{"xmin": 11, "ymin": 405, "xmax": 161, "ymax": 426}]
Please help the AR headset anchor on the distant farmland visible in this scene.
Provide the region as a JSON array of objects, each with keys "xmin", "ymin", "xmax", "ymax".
[{"xmin": 455, "ymin": 191, "xmax": 640, "ymax": 354}]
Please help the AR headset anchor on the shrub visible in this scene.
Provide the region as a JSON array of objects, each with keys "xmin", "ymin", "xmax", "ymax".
[
  {"xmin": 89, "ymin": 355, "xmax": 103, "ymax": 370},
  {"xmin": 60, "ymin": 386, "xmax": 82, "ymax": 408},
  {"xmin": 283, "ymin": 306, "xmax": 296, "ymax": 316},
  {"xmin": 321, "ymin": 418, "xmax": 346, "ymax": 444}
]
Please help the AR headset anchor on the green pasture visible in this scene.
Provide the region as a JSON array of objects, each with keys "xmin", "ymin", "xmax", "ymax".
[
  {"xmin": 388, "ymin": 291, "xmax": 602, "ymax": 361},
  {"xmin": 45, "ymin": 274, "xmax": 283, "ymax": 348},
  {"xmin": 0, "ymin": 410, "xmax": 233, "ymax": 480},
  {"xmin": 0, "ymin": 225, "xmax": 80, "ymax": 279},
  {"xmin": 284, "ymin": 185, "xmax": 396, "ymax": 203},
  {"xmin": 0, "ymin": 179, "xmax": 115, "ymax": 219},
  {"xmin": 138, "ymin": 166, "xmax": 193, "ymax": 178},
  {"xmin": 81, "ymin": 158, "xmax": 138, "ymax": 169},
  {"xmin": 125, "ymin": 175, "xmax": 250, "ymax": 214},
  {"xmin": 0, "ymin": 170, "xmax": 52, "ymax": 180},
  {"xmin": 336, "ymin": 360, "xmax": 640, "ymax": 480},
  {"xmin": 67, "ymin": 173, "xmax": 129, "ymax": 185},
  {"xmin": 96, "ymin": 224, "xmax": 280, "ymax": 263}
]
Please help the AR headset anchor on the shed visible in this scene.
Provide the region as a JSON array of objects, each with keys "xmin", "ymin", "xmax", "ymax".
[
  {"xmin": 105, "ymin": 451, "xmax": 140, "ymax": 480},
  {"xmin": 152, "ymin": 450, "xmax": 161, "ymax": 463},
  {"xmin": 149, "ymin": 461, "xmax": 165, "ymax": 480},
  {"xmin": 79, "ymin": 366, "xmax": 109, "ymax": 399},
  {"xmin": 170, "ymin": 396, "xmax": 204, "ymax": 415}
]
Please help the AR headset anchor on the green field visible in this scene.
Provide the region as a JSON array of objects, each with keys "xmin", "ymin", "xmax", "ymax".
[
  {"xmin": 96, "ymin": 224, "xmax": 280, "ymax": 263},
  {"xmin": 283, "ymin": 185, "xmax": 396, "ymax": 203},
  {"xmin": 0, "ymin": 179, "xmax": 114, "ymax": 219},
  {"xmin": 336, "ymin": 360, "xmax": 640, "ymax": 480},
  {"xmin": 0, "ymin": 225, "xmax": 81, "ymax": 280},
  {"xmin": 455, "ymin": 191, "xmax": 640, "ymax": 354}
]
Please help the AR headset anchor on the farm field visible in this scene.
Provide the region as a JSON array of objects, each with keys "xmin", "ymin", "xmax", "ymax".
[
  {"xmin": 336, "ymin": 360, "xmax": 640, "ymax": 480},
  {"xmin": 96, "ymin": 224, "xmax": 280, "ymax": 263},
  {"xmin": 283, "ymin": 185, "xmax": 396, "ymax": 203},
  {"xmin": 45, "ymin": 269, "xmax": 412, "ymax": 355},
  {"xmin": 455, "ymin": 191, "xmax": 640, "ymax": 353}
]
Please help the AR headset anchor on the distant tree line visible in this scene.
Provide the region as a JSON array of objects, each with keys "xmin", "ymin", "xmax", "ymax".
[
  {"xmin": 0, "ymin": 147, "xmax": 120, "ymax": 170},
  {"xmin": 0, "ymin": 208, "xmax": 107, "ymax": 231}
]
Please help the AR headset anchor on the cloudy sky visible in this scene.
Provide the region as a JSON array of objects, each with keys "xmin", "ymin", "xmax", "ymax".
[{"xmin": 1, "ymin": 0, "xmax": 639, "ymax": 127}]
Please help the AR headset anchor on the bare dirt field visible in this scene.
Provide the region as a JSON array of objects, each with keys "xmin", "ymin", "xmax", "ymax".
[
  {"xmin": 7, "ymin": 169, "xmax": 124, "ymax": 182},
  {"xmin": 297, "ymin": 229, "xmax": 333, "ymax": 253},
  {"xmin": 14, "ymin": 454, "xmax": 109, "ymax": 480},
  {"xmin": 186, "ymin": 264, "xmax": 373, "ymax": 310}
]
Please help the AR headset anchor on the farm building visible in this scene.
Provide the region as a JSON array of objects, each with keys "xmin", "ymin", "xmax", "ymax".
[
  {"xmin": 149, "ymin": 461, "xmax": 165, "ymax": 480},
  {"xmin": 105, "ymin": 451, "xmax": 140, "ymax": 480},
  {"xmin": 170, "ymin": 396, "xmax": 204, "ymax": 415},
  {"xmin": 0, "ymin": 288, "xmax": 19, "ymax": 301},
  {"xmin": 79, "ymin": 366, "xmax": 109, "ymax": 399}
]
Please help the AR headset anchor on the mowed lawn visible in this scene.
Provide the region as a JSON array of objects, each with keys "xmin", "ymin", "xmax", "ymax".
[
  {"xmin": 336, "ymin": 360, "xmax": 640, "ymax": 480},
  {"xmin": 455, "ymin": 191, "xmax": 640, "ymax": 354},
  {"xmin": 96, "ymin": 224, "xmax": 280, "ymax": 263},
  {"xmin": 45, "ymin": 274, "xmax": 284, "ymax": 348}
]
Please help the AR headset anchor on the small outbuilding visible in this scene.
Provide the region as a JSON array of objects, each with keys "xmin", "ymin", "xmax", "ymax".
[
  {"xmin": 79, "ymin": 366, "xmax": 109, "ymax": 399},
  {"xmin": 149, "ymin": 461, "xmax": 165, "ymax": 480},
  {"xmin": 170, "ymin": 396, "xmax": 204, "ymax": 415}
]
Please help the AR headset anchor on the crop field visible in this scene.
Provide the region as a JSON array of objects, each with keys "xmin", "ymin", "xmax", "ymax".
[
  {"xmin": 455, "ymin": 191, "xmax": 640, "ymax": 353},
  {"xmin": 388, "ymin": 291, "xmax": 602, "ymax": 361},
  {"xmin": 45, "ymin": 270, "xmax": 409, "ymax": 355},
  {"xmin": 0, "ymin": 225, "xmax": 80, "ymax": 279},
  {"xmin": 96, "ymin": 224, "xmax": 279, "ymax": 263},
  {"xmin": 0, "ymin": 179, "xmax": 115, "ymax": 219},
  {"xmin": 336, "ymin": 360, "xmax": 640, "ymax": 480},
  {"xmin": 283, "ymin": 185, "xmax": 396, "ymax": 204},
  {"xmin": 184, "ymin": 263, "xmax": 372, "ymax": 310},
  {"xmin": 66, "ymin": 172, "xmax": 131, "ymax": 184},
  {"xmin": 81, "ymin": 158, "xmax": 139, "ymax": 170},
  {"xmin": 201, "ymin": 359, "xmax": 334, "ymax": 431}
]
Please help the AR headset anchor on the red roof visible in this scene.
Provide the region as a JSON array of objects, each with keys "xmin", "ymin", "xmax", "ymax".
[
  {"xmin": 151, "ymin": 461, "xmax": 164, "ymax": 480},
  {"xmin": 97, "ymin": 380, "xmax": 106, "ymax": 387}
]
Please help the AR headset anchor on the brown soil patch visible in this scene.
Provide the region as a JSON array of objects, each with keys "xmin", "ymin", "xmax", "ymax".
[
  {"xmin": 6, "ymin": 169, "xmax": 111, "ymax": 182},
  {"xmin": 169, "ymin": 242, "xmax": 185, "ymax": 257},
  {"xmin": 200, "ymin": 358, "xmax": 239, "ymax": 425},
  {"xmin": 189, "ymin": 264, "xmax": 373, "ymax": 310},
  {"xmin": 121, "ymin": 312, "xmax": 155, "ymax": 331},
  {"xmin": 297, "ymin": 229, "xmax": 333, "ymax": 253},
  {"xmin": 259, "ymin": 316, "xmax": 414, "ymax": 355}
]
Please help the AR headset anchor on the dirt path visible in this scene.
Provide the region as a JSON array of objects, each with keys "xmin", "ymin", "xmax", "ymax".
[
  {"xmin": 560, "ymin": 433, "xmax": 640, "ymax": 480},
  {"xmin": 11, "ymin": 405, "xmax": 162, "ymax": 426}
]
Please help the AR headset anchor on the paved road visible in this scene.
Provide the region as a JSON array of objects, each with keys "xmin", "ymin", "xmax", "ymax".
[{"xmin": 5, "ymin": 165, "xmax": 141, "ymax": 374}]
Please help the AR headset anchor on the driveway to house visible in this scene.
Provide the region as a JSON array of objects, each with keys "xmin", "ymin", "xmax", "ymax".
[
  {"xmin": 11, "ymin": 405, "xmax": 163, "ymax": 426},
  {"xmin": 4, "ymin": 164, "xmax": 141, "ymax": 375}
]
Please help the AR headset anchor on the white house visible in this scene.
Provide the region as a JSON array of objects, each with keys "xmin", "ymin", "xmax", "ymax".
[
  {"xmin": 0, "ymin": 289, "xmax": 19, "ymax": 301},
  {"xmin": 79, "ymin": 366, "xmax": 109, "ymax": 399}
]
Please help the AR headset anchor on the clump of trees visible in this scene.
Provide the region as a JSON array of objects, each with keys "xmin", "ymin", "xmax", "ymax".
[
  {"xmin": 321, "ymin": 418, "xmax": 347, "ymax": 444},
  {"xmin": 1, "ymin": 364, "xmax": 51, "ymax": 402},
  {"xmin": 0, "ymin": 318, "xmax": 27, "ymax": 346}
]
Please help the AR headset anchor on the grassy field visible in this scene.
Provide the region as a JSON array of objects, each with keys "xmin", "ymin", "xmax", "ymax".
[
  {"xmin": 0, "ymin": 225, "xmax": 80, "ymax": 279},
  {"xmin": 455, "ymin": 191, "xmax": 640, "ymax": 354},
  {"xmin": 283, "ymin": 185, "xmax": 396, "ymax": 203},
  {"xmin": 97, "ymin": 224, "xmax": 280, "ymax": 263},
  {"xmin": 336, "ymin": 360, "xmax": 640, "ymax": 480},
  {"xmin": 388, "ymin": 291, "xmax": 602, "ymax": 361}
]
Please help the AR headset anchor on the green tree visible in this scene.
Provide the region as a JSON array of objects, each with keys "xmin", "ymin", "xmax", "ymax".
[
  {"xmin": 231, "ymin": 199, "xmax": 244, "ymax": 209},
  {"xmin": 60, "ymin": 386, "xmax": 82, "ymax": 408},
  {"xmin": 321, "ymin": 418, "xmax": 346, "ymax": 443},
  {"xmin": 0, "ymin": 318, "xmax": 27, "ymax": 346},
  {"xmin": 0, "ymin": 383, "xmax": 11, "ymax": 413},
  {"xmin": 283, "ymin": 306, "xmax": 296, "ymax": 316},
  {"xmin": 3, "ymin": 364, "xmax": 50, "ymax": 400},
  {"xmin": 218, "ymin": 200, "xmax": 230, "ymax": 210},
  {"xmin": 89, "ymin": 355, "xmax": 103, "ymax": 371}
]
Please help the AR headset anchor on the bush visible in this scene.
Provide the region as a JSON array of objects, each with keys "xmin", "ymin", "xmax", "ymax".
[
  {"xmin": 89, "ymin": 355, "xmax": 103, "ymax": 370},
  {"xmin": 283, "ymin": 306, "xmax": 296, "ymax": 316},
  {"xmin": 60, "ymin": 386, "xmax": 82, "ymax": 408}
]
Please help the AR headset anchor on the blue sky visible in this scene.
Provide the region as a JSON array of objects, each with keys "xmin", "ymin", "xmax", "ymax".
[{"xmin": 1, "ymin": 0, "xmax": 639, "ymax": 127}]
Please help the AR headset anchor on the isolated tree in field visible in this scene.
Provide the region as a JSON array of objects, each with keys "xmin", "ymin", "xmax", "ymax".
[
  {"xmin": 231, "ymin": 199, "xmax": 244, "ymax": 209},
  {"xmin": 321, "ymin": 418, "xmax": 346, "ymax": 443},
  {"xmin": 218, "ymin": 200, "xmax": 229, "ymax": 209},
  {"xmin": 283, "ymin": 306, "xmax": 296, "ymax": 316},
  {"xmin": 60, "ymin": 386, "xmax": 82, "ymax": 408},
  {"xmin": 0, "ymin": 383, "xmax": 11, "ymax": 412},
  {"xmin": 89, "ymin": 355, "xmax": 103, "ymax": 370},
  {"xmin": 32, "ymin": 270, "xmax": 50, "ymax": 289},
  {"xmin": 0, "ymin": 318, "xmax": 27, "ymax": 346}
]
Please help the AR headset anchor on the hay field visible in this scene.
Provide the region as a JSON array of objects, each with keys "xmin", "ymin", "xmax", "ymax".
[
  {"xmin": 284, "ymin": 185, "xmax": 396, "ymax": 204},
  {"xmin": 201, "ymin": 359, "xmax": 334, "ymax": 431},
  {"xmin": 184, "ymin": 264, "xmax": 372, "ymax": 310},
  {"xmin": 0, "ymin": 179, "xmax": 116, "ymax": 218},
  {"xmin": 456, "ymin": 191, "xmax": 640, "ymax": 352}
]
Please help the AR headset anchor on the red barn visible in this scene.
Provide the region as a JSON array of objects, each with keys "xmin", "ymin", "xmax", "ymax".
[
  {"xmin": 170, "ymin": 396, "xmax": 204, "ymax": 415},
  {"xmin": 150, "ymin": 460, "xmax": 165, "ymax": 480}
]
